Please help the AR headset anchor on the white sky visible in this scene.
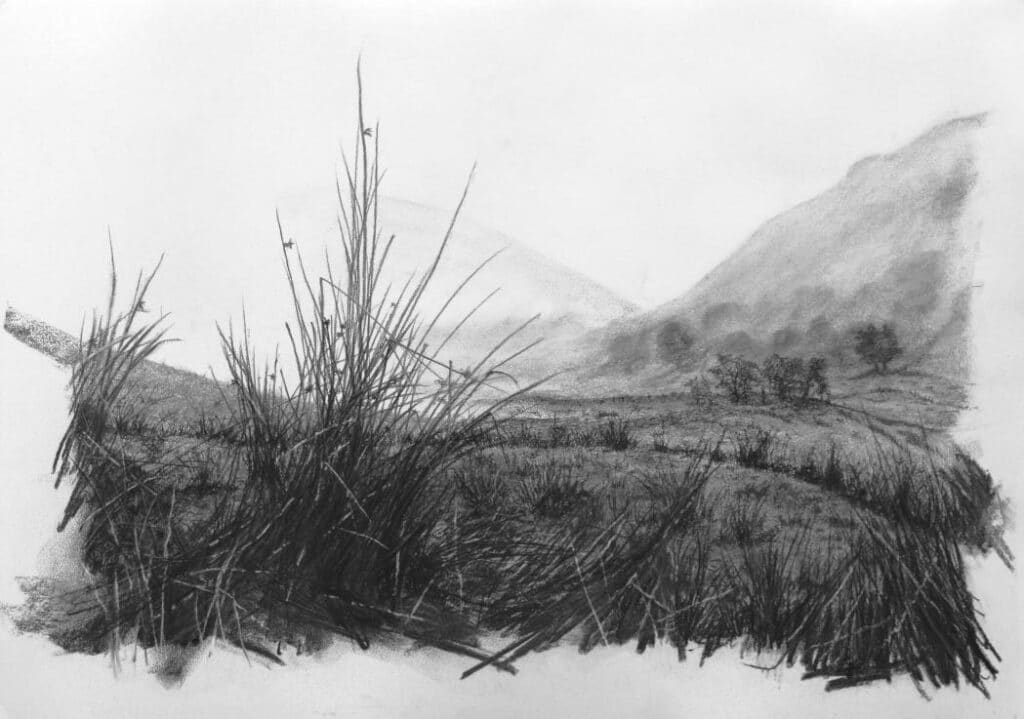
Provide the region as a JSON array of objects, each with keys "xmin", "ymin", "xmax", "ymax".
[{"xmin": 1, "ymin": 0, "xmax": 1022, "ymax": 325}]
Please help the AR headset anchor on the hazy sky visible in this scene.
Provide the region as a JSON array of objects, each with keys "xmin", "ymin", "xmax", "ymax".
[{"xmin": 2, "ymin": 0, "xmax": 1022, "ymax": 330}]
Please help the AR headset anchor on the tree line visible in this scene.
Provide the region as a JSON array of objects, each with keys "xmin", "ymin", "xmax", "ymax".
[
  {"xmin": 702, "ymin": 322, "xmax": 904, "ymax": 405},
  {"xmin": 708, "ymin": 353, "xmax": 829, "ymax": 405}
]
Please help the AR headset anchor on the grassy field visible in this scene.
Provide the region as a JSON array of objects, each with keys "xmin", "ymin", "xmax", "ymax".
[
  {"xmin": 2, "ymin": 83, "xmax": 1010, "ymax": 698},
  {"xmin": 6, "ymin": 301, "xmax": 1009, "ymax": 694}
]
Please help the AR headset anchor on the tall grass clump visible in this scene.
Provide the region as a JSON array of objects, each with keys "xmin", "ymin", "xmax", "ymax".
[
  {"xmin": 791, "ymin": 513, "xmax": 1002, "ymax": 695},
  {"xmin": 53, "ymin": 70, "xmax": 544, "ymax": 669},
  {"xmin": 53, "ymin": 249, "xmax": 171, "ymax": 531},
  {"xmin": 861, "ymin": 442, "xmax": 1007, "ymax": 555}
]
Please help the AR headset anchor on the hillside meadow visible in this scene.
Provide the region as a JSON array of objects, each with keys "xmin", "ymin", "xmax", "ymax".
[{"xmin": 0, "ymin": 94, "xmax": 1011, "ymax": 705}]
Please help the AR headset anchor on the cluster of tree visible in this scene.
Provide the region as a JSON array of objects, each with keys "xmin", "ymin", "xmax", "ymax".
[
  {"xmin": 708, "ymin": 353, "xmax": 829, "ymax": 405},
  {"xmin": 853, "ymin": 322, "xmax": 903, "ymax": 374},
  {"xmin": 762, "ymin": 354, "xmax": 828, "ymax": 402}
]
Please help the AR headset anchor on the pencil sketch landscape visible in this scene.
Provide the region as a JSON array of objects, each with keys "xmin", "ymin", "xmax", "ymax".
[{"xmin": 1, "ymin": 2, "xmax": 1021, "ymax": 717}]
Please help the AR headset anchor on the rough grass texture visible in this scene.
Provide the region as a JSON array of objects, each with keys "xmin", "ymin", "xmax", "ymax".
[{"xmin": 20, "ymin": 80, "xmax": 1011, "ymax": 697}]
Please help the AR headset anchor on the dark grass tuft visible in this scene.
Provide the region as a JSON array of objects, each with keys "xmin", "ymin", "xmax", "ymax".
[
  {"xmin": 516, "ymin": 463, "xmax": 593, "ymax": 521},
  {"xmin": 597, "ymin": 418, "xmax": 635, "ymax": 451},
  {"xmin": 794, "ymin": 443, "xmax": 846, "ymax": 493},
  {"xmin": 733, "ymin": 427, "xmax": 788, "ymax": 471}
]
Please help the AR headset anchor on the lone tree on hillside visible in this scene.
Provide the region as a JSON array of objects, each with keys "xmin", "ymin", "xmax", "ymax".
[{"xmin": 853, "ymin": 322, "xmax": 903, "ymax": 373}]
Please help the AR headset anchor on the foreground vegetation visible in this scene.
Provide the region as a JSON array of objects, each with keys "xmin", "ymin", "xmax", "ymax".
[{"xmin": 10, "ymin": 80, "xmax": 1011, "ymax": 698}]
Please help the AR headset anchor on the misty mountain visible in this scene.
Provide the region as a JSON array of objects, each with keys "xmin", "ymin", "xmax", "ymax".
[
  {"xmin": 274, "ymin": 193, "xmax": 640, "ymax": 374},
  {"xmin": 585, "ymin": 114, "xmax": 985, "ymax": 387}
]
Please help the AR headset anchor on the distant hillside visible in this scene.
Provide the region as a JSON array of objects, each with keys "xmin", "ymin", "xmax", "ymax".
[
  {"xmin": 275, "ymin": 194, "xmax": 639, "ymax": 375},
  {"xmin": 585, "ymin": 115, "xmax": 985, "ymax": 389}
]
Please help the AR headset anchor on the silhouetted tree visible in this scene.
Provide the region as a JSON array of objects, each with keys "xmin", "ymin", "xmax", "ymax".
[
  {"xmin": 761, "ymin": 354, "xmax": 804, "ymax": 401},
  {"xmin": 709, "ymin": 354, "xmax": 759, "ymax": 403},
  {"xmin": 854, "ymin": 322, "xmax": 903, "ymax": 373},
  {"xmin": 760, "ymin": 354, "xmax": 829, "ymax": 403},
  {"xmin": 799, "ymin": 356, "xmax": 829, "ymax": 402}
]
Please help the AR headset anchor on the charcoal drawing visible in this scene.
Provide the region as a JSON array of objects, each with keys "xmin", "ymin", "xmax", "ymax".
[{"xmin": 1, "ymin": 2, "xmax": 1021, "ymax": 717}]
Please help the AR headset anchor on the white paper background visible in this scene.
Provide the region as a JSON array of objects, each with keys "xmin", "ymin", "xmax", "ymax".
[{"xmin": 2, "ymin": 1, "xmax": 1022, "ymax": 716}]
